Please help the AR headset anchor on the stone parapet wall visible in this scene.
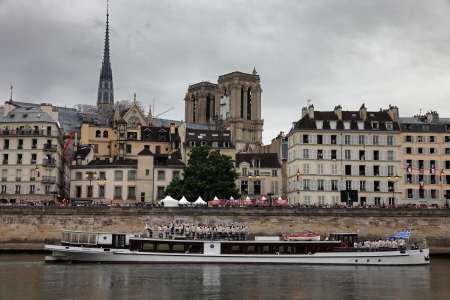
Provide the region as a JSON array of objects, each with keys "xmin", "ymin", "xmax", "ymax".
[{"xmin": 0, "ymin": 208, "xmax": 449, "ymax": 253}]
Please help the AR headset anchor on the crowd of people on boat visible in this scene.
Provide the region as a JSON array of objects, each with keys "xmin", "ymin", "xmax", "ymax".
[
  {"xmin": 145, "ymin": 221, "xmax": 249, "ymax": 241},
  {"xmin": 353, "ymin": 239, "xmax": 407, "ymax": 249}
]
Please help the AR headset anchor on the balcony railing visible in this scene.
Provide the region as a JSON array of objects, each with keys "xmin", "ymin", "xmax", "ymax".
[
  {"xmin": 43, "ymin": 144, "xmax": 57, "ymax": 151},
  {"xmin": 43, "ymin": 159, "xmax": 56, "ymax": 167},
  {"xmin": 41, "ymin": 176, "xmax": 56, "ymax": 183},
  {"xmin": 0, "ymin": 129, "xmax": 58, "ymax": 137}
]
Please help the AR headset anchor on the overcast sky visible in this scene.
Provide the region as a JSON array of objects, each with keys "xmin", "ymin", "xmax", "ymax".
[{"xmin": 1, "ymin": 0, "xmax": 450, "ymax": 143}]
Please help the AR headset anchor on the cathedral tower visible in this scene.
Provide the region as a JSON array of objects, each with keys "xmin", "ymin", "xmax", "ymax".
[
  {"xmin": 184, "ymin": 70, "xmax": 264, "ymax": 151},
  {"xmin": 97, "ymin": 1, "xmax": 114, "ymax": 123}
]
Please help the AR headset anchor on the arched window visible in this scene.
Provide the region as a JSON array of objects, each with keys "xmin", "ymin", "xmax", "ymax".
[
  {"xmin": 192, "ymin": 95, "xmax": 196, "ymax": 123},
  {"xmin": 206, "ymin": 94, "xmax": 211, "ymax": 121},
  {"xmin": 247, "ymin": 88, "xmax": 252, "ymax": 120},
  {"xmin": 95, "ymin": 130, "xmax": 101, "ymax": 138},
  {"xmin": 240, "ymin": 87, "xmax": 244, "ymax": 118},
  {"xmin": 103, "ymin": 131, "xmax": 108, "ymax": 138}
]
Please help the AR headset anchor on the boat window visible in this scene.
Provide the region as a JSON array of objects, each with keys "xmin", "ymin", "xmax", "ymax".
[
  {"xmin": 231, "ymin": 245, "xmax": 241, "ymax": 253},
  {"xmin": 143, "ymin": 243, "xmax": 155, "ymax": 251},
  {"xmin": 157, "ymin": 243, "xmax": 170, "ymax": 252},
  {"xmin": 172, "ymin": 244, "xmax": 185, "ymax": 253},
  {"xmin": 247, "ymin": 245, "xmax": 256, "ymax": 253},
  {"xmin": 263, "ymin": 245, "xmax": 270, "ymax": 253}
]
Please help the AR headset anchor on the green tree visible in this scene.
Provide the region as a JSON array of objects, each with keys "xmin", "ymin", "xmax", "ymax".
[{"xmin": 164, "ymin": 146, "xmax": 238, "ymax": 201}]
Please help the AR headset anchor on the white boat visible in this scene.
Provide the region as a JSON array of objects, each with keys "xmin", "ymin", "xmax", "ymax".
[{"xmin": 45, "ymin": 230, "xmax": 430, "ymax": 266}]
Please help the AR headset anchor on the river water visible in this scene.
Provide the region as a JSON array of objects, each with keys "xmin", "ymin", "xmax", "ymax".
[{"xmin": 0, "ymin": 255, "xmax": 449, "ymax": 300}]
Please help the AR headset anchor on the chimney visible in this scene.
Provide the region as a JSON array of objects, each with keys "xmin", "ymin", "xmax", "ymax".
[
  {"xmin": 334, "ymin": 105, "xmax": 342, "ymax": 120},
  {"xmin": 170, "ymin": 122, "xmax": 176, "ymax": 134},
  {"xmin": 359, "ymin": 103, "xmax": 367, "ymax": 121},
  {"xmin": 301, "ymin": 106, "xmax": 308, "ymax": 118},
  {"xmin": 387, "ymin": 105, "xmax": 399, "ymax": 121},
  {"xmin": 308, "ymin": 104, "xmax": 314, "ymax": 119}
]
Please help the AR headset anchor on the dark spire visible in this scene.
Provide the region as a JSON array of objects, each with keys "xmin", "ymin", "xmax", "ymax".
[
  {"xmin": 100, "ymin": 0, "xmax": 112, "ymax": 81},
  {"xmin": 97, "ymin": 0, "xmax": 114, "ymax": 121}
]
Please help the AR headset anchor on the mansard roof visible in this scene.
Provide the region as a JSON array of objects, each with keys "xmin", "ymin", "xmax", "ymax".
[
  {"xmin": 141, "ymin": 126, "xmax": 180, "ymax": 143},
  {"xmin": 0, "ymin": 106, "xmax": 57, "ymax": 124},
  {"xmin": 293, "ymin": 110, "xmax": 400, "ymax": 131},
  {"xmin": 72, "ymin": 158, "xmax": 137, "ymax": 169},
  {"xmin": 154, "ymin": 153, "xmax": 185, "ymax": 168},
  {"xmin": 235, "ymin": 153, "xmax": 281, "ymax": 169}
]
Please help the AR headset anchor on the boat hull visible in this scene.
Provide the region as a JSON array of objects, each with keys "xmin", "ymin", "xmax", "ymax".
[{"xmin": 45, "ymin": 245, "xmax": 430, "ymax": 266}]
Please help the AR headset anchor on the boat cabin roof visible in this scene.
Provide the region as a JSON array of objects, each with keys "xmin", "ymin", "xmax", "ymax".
[{"xmin": 130, "ymin": 238, "xmax": 342, "ymax": 244}]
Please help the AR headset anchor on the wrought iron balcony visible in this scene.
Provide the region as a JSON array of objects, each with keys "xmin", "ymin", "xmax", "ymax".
[
  {"xmin": 43, "ymin": 144, "xmax": 57, "ymax": 151},
  {"xmin": 43, "ymin": 158, "xmax": 56, "ymax": 167},
  {"xmin": 41, "ymin": 176, "xmax": 56, "ymax": 183}
]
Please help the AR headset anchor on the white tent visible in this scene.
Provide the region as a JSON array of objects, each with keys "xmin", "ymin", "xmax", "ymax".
[
  {"xmin": 213, "ymin": 196, "xmax": 219, "ymax": 201},
  {"xmin": 278, "ymin": 196, "xmax": 282, "ymax": 201},
  {"xmin": 179, "ymin": 196, "xmax": 190, "ymax": 206},
  {"xmin": 194, "ymin": 196, "xmax": 207, "ymax": 206},
  {"xmin": 229, "ymin": 196, "xmax": 234, "ymax": 201},
  {"xmin": 260, "ymin": 196, "xmax": 267, "ymax": 201},
  {"xmin": 160, "ymin": 195, "xmax": 179, "ymax": 207},
  {"xmin": 245, "ymin": 196, "xmax": 251, "ymax": 201}
]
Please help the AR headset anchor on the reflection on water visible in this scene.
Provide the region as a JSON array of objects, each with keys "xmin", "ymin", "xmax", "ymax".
[{"xmin": 0, "ymin": 255, "xmax": 449, "ymax": 300}]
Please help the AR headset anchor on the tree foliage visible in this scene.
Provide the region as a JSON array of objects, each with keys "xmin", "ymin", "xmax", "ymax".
[{"xmin": 165, "ymin": 146, "xmax": 238, "ymax": 201}]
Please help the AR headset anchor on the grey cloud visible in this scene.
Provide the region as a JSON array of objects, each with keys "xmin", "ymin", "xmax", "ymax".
[{"xmin": 1, "ymin": 0, "xmax": 450, "ymax": 143}]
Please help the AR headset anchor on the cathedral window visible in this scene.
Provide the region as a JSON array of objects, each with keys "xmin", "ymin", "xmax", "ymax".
[
  {"xmin": 103, "ymin": 131, "xmax": 108, "ymax": 138},
  {"xmin": 246, "ymin": 88, "xmax": 252, "ymax": 120},
  {"xmin": 95, "ymin": 130, "xmax": 101, "ymax": 138},
  {"xmin": 240, "ymin": 87, "xmax": 244, "ymax": 118},
  {"xmin": 206, "ymin": 95, "xmax": 211, "ymax": 121}
]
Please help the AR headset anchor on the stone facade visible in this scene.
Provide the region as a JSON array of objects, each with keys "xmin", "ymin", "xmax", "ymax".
[
  {"xmin": 184, "ymin": 70, "xmax": 264, "ymax": 152},
  {"xmin": 0, "ymin": 102, "xmax": 67, "ymax": 203},
  {"xmin": 399, "ymin": 112, "xmax": 450, "ymax": 205},
  {"xmin": 287, "ymin": 104, "xmax": 402, "ymax": 206},
  {"xmin": 70, "ymin": 145, "xmax": 185, "ymax": 204},
  {"xmin": 235, "ymin": 153, "xmax": 282, "ymax": 199}
]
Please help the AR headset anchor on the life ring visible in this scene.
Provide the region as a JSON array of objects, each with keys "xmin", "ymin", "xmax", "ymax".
[{"xmin": 340, "ymin": 241, "xmax": 348, "ymax": 248}]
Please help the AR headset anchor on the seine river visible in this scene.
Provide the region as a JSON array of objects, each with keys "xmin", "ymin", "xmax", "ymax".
[{"xmin": 0, "ymin": 255, "xmax": 449, "ymax": 300}]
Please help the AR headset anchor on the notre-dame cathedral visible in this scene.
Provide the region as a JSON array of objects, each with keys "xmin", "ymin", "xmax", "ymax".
[{"xmin": 184, "ymin": 69, "xmax": 264, "ymax": 152}]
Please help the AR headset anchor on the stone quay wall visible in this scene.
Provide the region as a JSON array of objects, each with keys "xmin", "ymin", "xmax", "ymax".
[{"xmin": 0, "ymin": 207, "xmax": 449, "ymax": 254}]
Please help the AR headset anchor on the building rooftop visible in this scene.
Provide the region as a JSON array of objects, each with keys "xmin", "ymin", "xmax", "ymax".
[
  {"xmin": 0, "ymin": 106, "xmax": 57, "ymax": 124},
  {"xmin": 72, "ymin": 159, "xmax": 137, "ymax": 169},
  {"xmin": 293, "ymin": 106, "xmax": 400, "ymax": 131},
  {"xmin": 235, "ymin": 153, "xmax": 281, "ymax": 169}
]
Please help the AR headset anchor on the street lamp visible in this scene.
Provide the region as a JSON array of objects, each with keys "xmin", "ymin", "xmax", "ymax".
[{"xmin": 388, "ymin": 175, "xmax": 400, "ymax": 207}]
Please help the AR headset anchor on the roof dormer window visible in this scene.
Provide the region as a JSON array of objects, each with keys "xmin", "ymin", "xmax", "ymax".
[
  {"xmin": 357, "ymin": 121, "xmax": 364, "ymax": 130},
  {"xmin": 344, "ymin": 121, "xmax": 350, "ymax": 130},
  {"xmin": 371, "ymin": 121, "xmax": 379, "ymax": 130},
  {"xmin": 330, "ymin": 121, "xmax": 337, "ymax": 130},
  {"xmin": 315, "ymin": 120, "xmax": 323, "ymax": 129},
  {"xmin": 385, "ymin": 122, "xmax": 393, "ymax": 130}
]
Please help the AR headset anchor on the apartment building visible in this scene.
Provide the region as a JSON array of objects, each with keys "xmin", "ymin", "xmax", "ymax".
[
  {"xmin": 70, "ymin": 147, "xmax": 154, "ymax": 203},
  {"xmin": 400, "ymin": 112, "xmax": 450, "ymax": 205},
  {"xmin": 0, "ymin": 103, "xmax": 66, "ymax": 203},
  {"xmin": 236, "ymin": 153, "xmax": 282, "ymax": 199},
  {"xmin": 287, "ymin": 104, "xmax": 401, "ymax": 206}
]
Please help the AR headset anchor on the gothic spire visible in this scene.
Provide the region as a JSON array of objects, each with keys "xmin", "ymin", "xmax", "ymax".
[
  {"xmin": 100, "ymin": 0, "xmax": 112, "ymax": 81},
  {"xmin": 97, "ymin": 0, "xmax": 114, "ymax": 122}
]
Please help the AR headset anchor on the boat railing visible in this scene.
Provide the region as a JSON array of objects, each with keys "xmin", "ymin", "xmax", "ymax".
[{"xmin": 61, "ymin": 231, "xmax": 98, "ymax": 246}]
